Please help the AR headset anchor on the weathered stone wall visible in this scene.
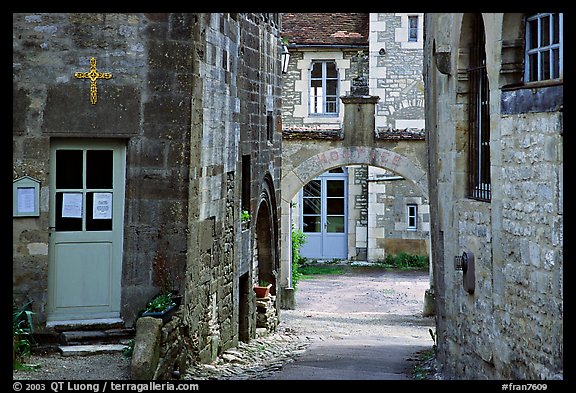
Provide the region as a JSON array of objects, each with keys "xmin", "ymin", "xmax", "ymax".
[
  {"xmin": 184, "ymin": 13, "xmax": 282, "ymax": 364},
  {"xmin": 424, "ymin": 13, "xmax": 563, "ymax": 379},
  {"xmin": 369, "ymin": 13, "xmax": 425, "ymax": 132}
]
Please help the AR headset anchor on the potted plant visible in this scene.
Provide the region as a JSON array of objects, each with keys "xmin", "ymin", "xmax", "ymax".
[
  {"xmin": 253, "ymin": 280, "xmax": 272, "ymax": 298},
  {"xmin": 241, "ymin": 209, "xmax": 251, "ymax": 230},
  {"xmin": 141, "ymin": 292, "xmax": 178, "ymax": 323}
]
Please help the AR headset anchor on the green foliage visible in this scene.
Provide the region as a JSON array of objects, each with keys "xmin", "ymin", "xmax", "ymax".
[
  {"xmin": 241, "ymin": 210, "xmax": 251, "ymax": 223},
  {"xmin": 145, "ymin": 292, "xmax": 176, "ymax": 313},
  {"xmin": 411, "ymin": 347, "xmax": 436, "ymax": 380},
  {"xmin": 13, "ymin": 301, "xmax": 35, "ymax": 368},
  {"xmin": 291, "ymin": 225, "xmax": 307, "ymax": 289},
  {"xmin": 380, "ymin": 252, "xmax": 429, "ymax": 269},
  {"xmin": 123, "ymin": 339, "xmax": 135, "ymax": 358},
  {"xmin": 299, "ymin": 265, "xmax": 345, "ymax": 275}
]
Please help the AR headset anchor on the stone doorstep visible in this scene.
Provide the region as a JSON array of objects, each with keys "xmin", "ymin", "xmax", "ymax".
[
  {"xmin": 59, "ymin": 344, "xmax": 128, "ymax": 357},
  {"xmin": 47, "ymin": 318, "xmax": 125, "ymax": 332},
  {"xmin": 60, "ymin": 328, "xmax": 135, "ymax": 345}
]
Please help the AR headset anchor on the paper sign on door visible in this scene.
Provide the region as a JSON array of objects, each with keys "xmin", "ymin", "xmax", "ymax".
[
  {"xmin": 93, "ymin": 192, "xmax": 112, "ymax": 219},
  {"xmin": 62, "ymin": 193, "xmax": 83, "ymax": 218}
]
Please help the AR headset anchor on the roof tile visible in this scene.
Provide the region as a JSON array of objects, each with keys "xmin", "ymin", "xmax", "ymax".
[{"xmin": 282, "ymin": 13, "xmax": 369, "ymax": 46}]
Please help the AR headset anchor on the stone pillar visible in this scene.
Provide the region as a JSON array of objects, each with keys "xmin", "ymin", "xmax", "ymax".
[
  {"xmin": 340, "ymin": 95, "xmax": 380, "ymax": 147},
  {"xmin": 256, "ymin": 295, "xmax": 278, "ymax": 332},
  {"xmin": 279, "ymin": 198, "xmax": 295, "ymax": 309}
]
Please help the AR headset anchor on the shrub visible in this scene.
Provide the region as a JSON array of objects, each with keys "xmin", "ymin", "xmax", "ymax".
[
  {"xmin": 291, "ymin": 225, "xmax": 307, "ymax": 289},
  {"xmin": 383, "ymin": 252, "xmax": 429, "ymax": 269},
  {"xmin": 13, "ymin": 301, "xmax": 35, "ymax": 368}
]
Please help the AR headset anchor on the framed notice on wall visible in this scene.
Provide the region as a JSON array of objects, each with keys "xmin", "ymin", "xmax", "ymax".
[{"xmin": 13, "ymin": 176, "xmax": 41, "ymax": 217}]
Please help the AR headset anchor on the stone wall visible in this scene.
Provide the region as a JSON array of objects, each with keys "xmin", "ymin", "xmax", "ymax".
[
  {"xmin": 344, "ymin": 165, "xmax": 429, "ymax": 261},
  {"xmin": 369, "ymin": 13, "xmax": 425, "ymax": 132},
  {"xmin": 424, "ymin": 13, "xmax": 563, "ymax": 379},
  {"xmin": 184, "ymin": 12, "xmax": 282, "ymax": 364}
]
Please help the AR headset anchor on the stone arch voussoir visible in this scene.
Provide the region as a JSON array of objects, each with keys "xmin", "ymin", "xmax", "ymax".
[{"xmin": 282, "ymin": 146, "xmax": 428, "ymax": 203}]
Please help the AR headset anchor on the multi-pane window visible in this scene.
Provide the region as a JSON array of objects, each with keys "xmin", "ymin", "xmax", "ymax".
[
  {"xmin": 468, "ymin": 13, "xmax": 491, "ymax": 202},
  {"xmin": 309, "ymin": 61, "xmax": 338, "ymax": 115},
  {"xmin": 302, "ymin": 180, "xmax": 321, "ymax": 233},
  {"xmin": 408, "ymin": 15, "xmax": 419, "ymax": 42},
  {"xmin": 407, "ymin": 204, "xmax": 417, "ymax": 231},
  {"xmin": 525, "ymin": 13, "xmax": 563, "ymax": 82}
]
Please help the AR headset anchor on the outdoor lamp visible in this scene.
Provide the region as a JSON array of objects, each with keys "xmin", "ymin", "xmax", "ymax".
[{"xmin": 281, "ymin": 44, "xmax": 290, "ymax": 74}]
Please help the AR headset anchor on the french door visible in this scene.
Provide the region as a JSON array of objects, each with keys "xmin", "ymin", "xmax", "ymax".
[
  {"xmin": 47, "ymin": 139, "xmax": 126, "ymax": 322},
  {"xmin": 299, "ymin": 168, "xmax": 347, "ymax": 259}
]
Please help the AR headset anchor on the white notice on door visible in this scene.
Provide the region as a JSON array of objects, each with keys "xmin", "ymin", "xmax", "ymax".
[
  {"xmin": 93, "ymin": 192, "xmax": 112, "ymax": 219},
  {"xmin": 62, "ymin": 192, "xmax": 83, "ymax": 218}
]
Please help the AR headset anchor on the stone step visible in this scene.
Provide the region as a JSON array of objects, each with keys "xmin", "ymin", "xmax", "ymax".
[
  {"xmin": 58, "ymin": 344, "xmax": 128, "ymax": 357},
  {"xmin": 47, "ymin": 318, "xmax": 125, "ymax": 332},
  {"xmin": 60, "ymin": 328, "xmax": 135, "ymax": 345}
]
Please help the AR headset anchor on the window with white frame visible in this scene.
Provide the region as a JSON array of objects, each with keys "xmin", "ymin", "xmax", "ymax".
[
  {"xmin": 309, "ymin": 60, "xmax": 339, "ymax": 115},
  {"xmin": 525, "ymin": 13, "xmax": 563, "ymax": 82},
  {"xmin": 407, "ymin": 204, "xmax": 417, "ymax": 231},
  {"xmin": 408, "ymin": 15, "xmax": 419, "ymax": 42}
]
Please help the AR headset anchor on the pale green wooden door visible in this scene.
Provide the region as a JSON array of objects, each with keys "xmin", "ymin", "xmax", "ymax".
[{"xmin": 48, "ymin": 139, "xmax": 125, "ymax": 322}]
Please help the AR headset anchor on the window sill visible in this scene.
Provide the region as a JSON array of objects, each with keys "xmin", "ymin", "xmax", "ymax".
[{"xmin": 501, "ymin": 78, "xmax": 563, "ymax": 92}]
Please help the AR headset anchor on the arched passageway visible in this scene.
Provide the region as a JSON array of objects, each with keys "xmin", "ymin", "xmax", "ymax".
[{"xmin": 279, "ymin": 145, "xmax": 432, "ymax": 310}]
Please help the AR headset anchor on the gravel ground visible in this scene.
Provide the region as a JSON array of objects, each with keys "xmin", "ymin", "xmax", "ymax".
[{"xmin": 12, "ymin": 267, "xmax": 435, "ymax": 381}]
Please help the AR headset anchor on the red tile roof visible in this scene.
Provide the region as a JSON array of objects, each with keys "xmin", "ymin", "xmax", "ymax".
[{"xmin": 282, "ymin": 13, "xmax": 369, "ymax": 46}]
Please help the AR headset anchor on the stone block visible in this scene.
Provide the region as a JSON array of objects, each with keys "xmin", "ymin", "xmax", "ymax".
[{"xmin": 131, "ymin": 317, "xmax": 163, "ymax": 380}]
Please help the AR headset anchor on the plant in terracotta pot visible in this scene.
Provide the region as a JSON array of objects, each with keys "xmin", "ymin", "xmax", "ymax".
[{"xmin": 253, "ymin": 280, "xmax": 272, "ymax": 298}]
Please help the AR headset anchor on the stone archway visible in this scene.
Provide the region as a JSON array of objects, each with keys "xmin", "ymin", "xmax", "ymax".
[
  {"xmin": 254, "ymin": 174, "xmax": 280, "ymax": 295},
  {"xmin": 279, "ymin": 145, "xmax": 430, "ymax": 309},
  {"xmin": 283, "ymin": 146, "xmax": 428, "ymax": 203}
]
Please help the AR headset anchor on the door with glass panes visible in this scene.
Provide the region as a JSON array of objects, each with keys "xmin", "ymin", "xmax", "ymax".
[
  {"xmin": 299, "ymin": 168, "xmax": 347, "ymax": 259},
  {"xmin": 48, "ymin": 139, "xmax": 126, "ymax": 322}
]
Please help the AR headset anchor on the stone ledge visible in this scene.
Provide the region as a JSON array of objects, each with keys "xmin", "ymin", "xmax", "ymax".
[
  {"xmin": 282, "ymin": 128, "xmax": 343, "ymax": 140},
  {"xmin": 46, "ymin": 318, "xmax": 125, "ymax": 332},
  {"xmin": 59, "ymin": 344, "xmax": 127, "ymax": 356},
  {"xmin": 375, "ymin": 128, "xmax": 425, "ymax": 140}
]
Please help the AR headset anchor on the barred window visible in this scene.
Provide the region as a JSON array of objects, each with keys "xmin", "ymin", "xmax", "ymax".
[
  {"xmin": 525, "ymin": 13, "xmax": 563, "ymax": 82},
  {"xmin": 309, "ymin": 61, "xmax": 339, "ymax": 115},
  {"xmin": 468, "ymin": 14, "xmax": 491, "ymax": 202}
]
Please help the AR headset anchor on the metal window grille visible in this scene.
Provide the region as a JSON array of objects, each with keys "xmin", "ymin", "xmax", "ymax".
[{"xmin": 467, "ymin": 14, "xmax": 491, "ymax": 202}]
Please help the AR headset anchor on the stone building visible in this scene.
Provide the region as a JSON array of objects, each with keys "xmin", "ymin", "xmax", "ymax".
[
  {"xmin": 13, "ymin": 12, "xmax": 283, "ymax": 371},
  {"xmin": 280, "ymin": 13, "xmax": 429, "ymax": 264},
  {"xmin": 424, "ymin": 13, "xmax": 563, "ymax": 379}
]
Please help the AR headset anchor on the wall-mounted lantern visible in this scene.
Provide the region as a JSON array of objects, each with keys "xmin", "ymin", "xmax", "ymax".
[{"xmin": 281, "ymin": 44, "xmax": 290, "ymax": 74}]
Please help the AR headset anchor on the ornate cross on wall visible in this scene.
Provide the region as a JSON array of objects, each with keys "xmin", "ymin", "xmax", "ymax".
[{"xmin": 74, "ymin": 57, "xmax": 112, "ymax": 105}]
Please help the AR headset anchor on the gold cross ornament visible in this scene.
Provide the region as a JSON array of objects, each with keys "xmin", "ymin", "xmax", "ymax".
[{"xmin": 74, "ymin": 57, "xmax": 112, "ymax": 105}]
